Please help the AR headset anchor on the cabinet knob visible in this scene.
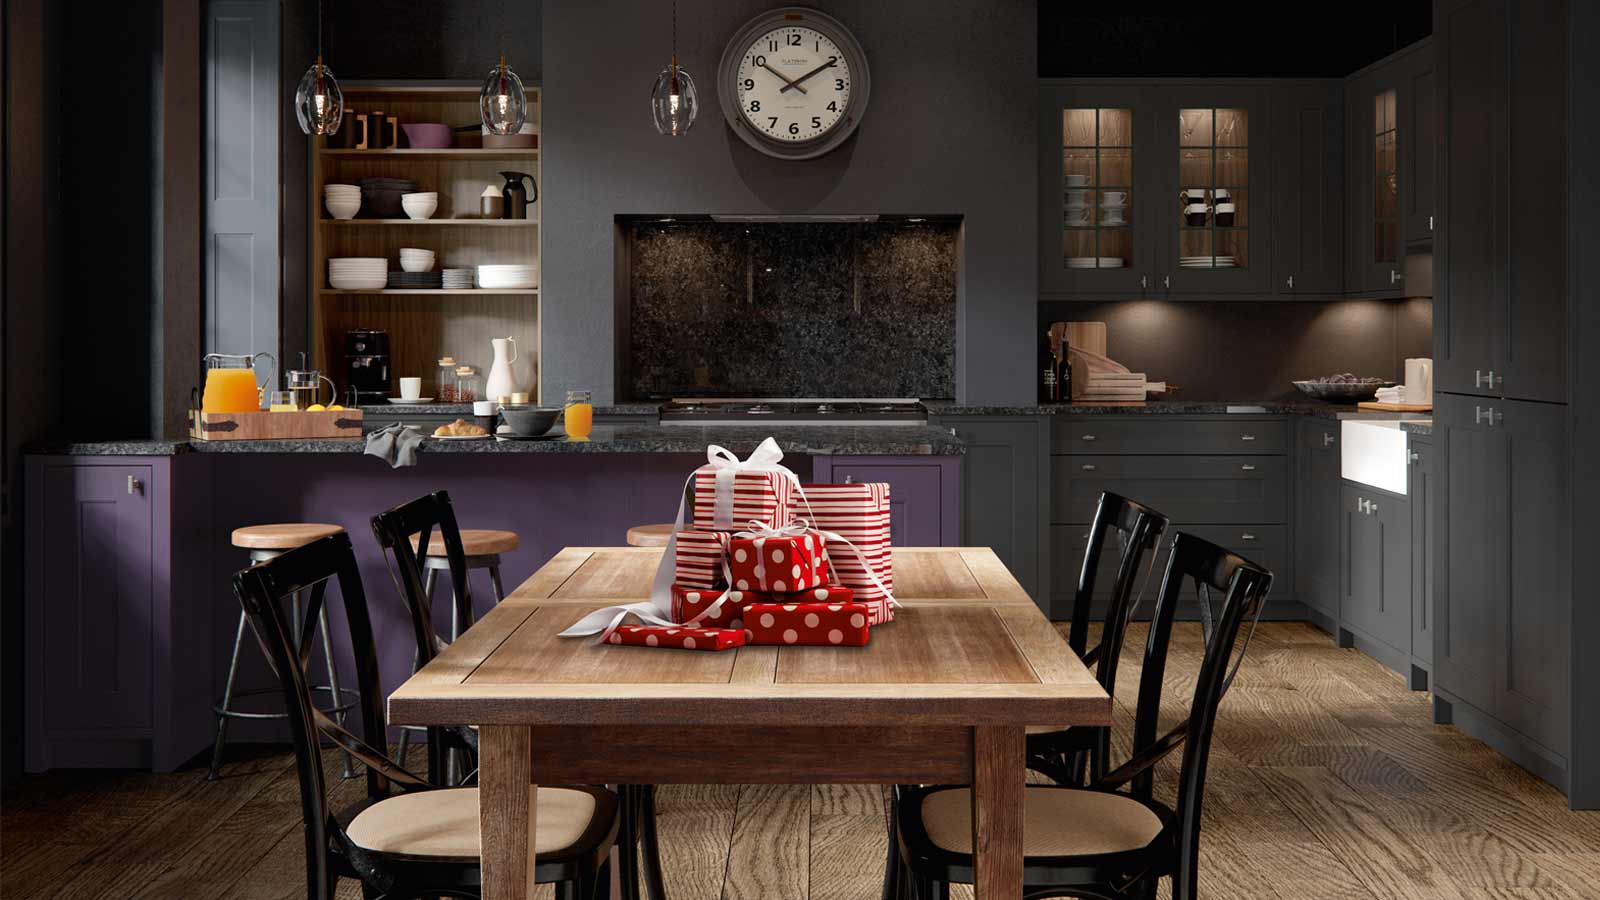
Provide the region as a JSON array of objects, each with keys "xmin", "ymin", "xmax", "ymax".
[
  {"xmin": 843, "ymin": 475, "xmax": 855, "ymax": 484},
  {"xmin": 1240, "ymin": 463, "xmax": 1257, "ymax": 471},
  {"xmin": 1323, "ymin": 432, "xmax": 1335, "ymax": 447},
  {"xmin": 127, "ymin": 476, "xmax": 142, "ymax": 496},
  {"xmin": 1081, "ymin": 464, "xmax": 1097, "ymax": 472},
  {"xmin": 1369, "ymin": 501, "xmax": 1378, "ymax": 515}
]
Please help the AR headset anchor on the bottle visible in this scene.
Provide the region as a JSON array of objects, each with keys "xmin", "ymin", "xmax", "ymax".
[
  {"xmin": 1039, "ymin": 332, "xmax": 1056, "ymax": 403},
  {"xmin": 1059, "ymin": 337, "xmax": 1072, "ymax": 402}
]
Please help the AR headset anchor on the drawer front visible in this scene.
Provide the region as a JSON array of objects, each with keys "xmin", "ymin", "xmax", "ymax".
[
  {"xmin": 1051, "ymin": 455, "xmax": 1288, "ymax": 524},
  {"xmin": 1054, "ymin": 417, "xmax": 1288, "ymax": 454},
  {"xmin": 1050, "ymin": 524, "xmax": 1288, "ymax": 608}
]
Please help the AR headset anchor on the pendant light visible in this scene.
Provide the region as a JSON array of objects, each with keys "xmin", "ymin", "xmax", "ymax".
[
  {"xmin": 294, "ymin": 0, "xmax": 343, "ymax": 135},
  {"xmin": 650, "ymin": 0, "xmax": 698, "ymax": 136},
  {"xmin": 480, "ymin": 1, "xmax": 528, "ymax": 135}
]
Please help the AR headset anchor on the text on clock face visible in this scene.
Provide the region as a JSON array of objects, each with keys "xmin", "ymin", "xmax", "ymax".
[{"xmin": 735, "ymin": 26, "xmax": 853, "ymax": 142}]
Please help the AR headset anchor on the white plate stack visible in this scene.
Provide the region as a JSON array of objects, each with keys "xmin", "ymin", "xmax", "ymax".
[
  {"xmin": 398, "ymin": 248, "xmax": 436, "ymax": 272},
  {"xmin": 328, "ymin": 257, "xmax": 388, "ymax": 290},
  {"xmin": 1067, "ymin": 257, "xmax": 1126, "ymax": 269},
  {"xmin": 1179, "ymin": 256, "xmax": 1237, "ymax": 269},
  {"xmin": 324, "ymin": 184, "xmax": 361, "ymax": 220},
  {"xmin": 442, "ymin": 268, "xmax": 475, "ymax": 289},
  {"xmin": 476, "ymin": 264, "xmax": 536, "ymax": 289}
]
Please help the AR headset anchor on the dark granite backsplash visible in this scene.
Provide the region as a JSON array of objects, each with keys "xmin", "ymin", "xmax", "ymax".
[{"xmin": 624, "ymin": 222, "xmax": 958, "ymax": 399}]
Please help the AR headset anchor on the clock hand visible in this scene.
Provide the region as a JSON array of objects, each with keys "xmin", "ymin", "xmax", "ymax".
[
  {"xmin": 779, "ymin": 58, "xmax": 836, "ymax": 93},
  {"xmin": 759, "ymin": 61, "xmax": 807, "ymax": 94}
]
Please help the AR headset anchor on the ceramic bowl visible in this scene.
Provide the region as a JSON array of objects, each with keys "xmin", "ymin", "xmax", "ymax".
[
  {"xmin": 400, "ymin": 192, "xmax": 438, "ymax": 220},
  {"xmin": 401, "ymin": 122, "xmax": 452, "ymax": 149},
  {"xmin": 325, "ymin": 198, "xmax": 360, "ymax": 220},
  {"xmin": 398, "ymin": 248, "xmax": 436, "ymax": 273},
  {"xmin": 498, "ymin": 405, "xmax": 561, "ymax": 436}
]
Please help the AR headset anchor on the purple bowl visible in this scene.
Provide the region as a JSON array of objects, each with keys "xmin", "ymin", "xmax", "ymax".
[{"xmin": 401, "ymin": 123, "xmax": 452, "ymax": 149}]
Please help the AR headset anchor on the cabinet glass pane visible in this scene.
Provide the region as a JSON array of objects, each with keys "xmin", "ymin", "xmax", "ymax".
[
  {"xmin": 1062, "ymin": 108, "xmax": 1133, "ymax": 271},
  {"xmin": 1177, "ymin": 107, "xmax": 1249, "ymax": 270},
  {"xmin": 1374, "ymin": 89, "xmax": 1398, "ymax": 264}
]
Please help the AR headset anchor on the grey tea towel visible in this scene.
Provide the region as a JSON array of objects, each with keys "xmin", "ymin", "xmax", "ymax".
[{"xmin": 365, "ymin": 423, "xmax": 424, "ymax": 468}]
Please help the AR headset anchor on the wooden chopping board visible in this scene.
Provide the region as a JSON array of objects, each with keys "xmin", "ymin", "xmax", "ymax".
[{"xmin": 1357, "ymin": 401, "xmax": 1432, "ymax": 412}]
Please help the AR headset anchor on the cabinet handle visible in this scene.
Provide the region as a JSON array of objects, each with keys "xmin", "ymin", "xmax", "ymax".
[
  {"xmin": 1323, "ymin": 432, "xmax": 1335, "ymax": 447},
  {"xmin": 1429, "ymin": 215, "xmax": 1434, "ymax": 232},
  {"xmin": 1286, "ymin": 275, "xmax": 1295, "ymax": 290},
  {"xmin": 843, "ymin": 475, "xmax": 855, "ymax": 484},
  {"xmin": 1369, "ymin": 501, "xmax": 1378, "ymax": 515},
  {"xmin": 1240, "ymin": 463, "xmax": 1257, "ymax": 471},
  {"xmin": 1389, "ymin": 269, "xmax": 1403, "ymax": 285},
  {"xmin": 1474, "ymin": 405, "xmax": 1501, "ymax": 427},
  {"xmin": 1163, "ymin": 275, "xmax": 1171, "ymax": 289},
  {"xmin": 127, "ymin": 476, "xmax": 142, "ymax": 496},
  {"xmin": 1489, "ymin": 370, "xmax": 1502, "ymax": 389},
  {"xmin": 1241, "ymin": 532, "xmax": 1257, "ymax": 541},
  {"xmin": 1475, "ymin": 369, "xmax": 1488, "ymax": 388},
  {"xmin": 1240, "ymin": 433, "xmax": 1256, "ymax": 441},
  {"xmin": 1080, "ymin": 434, "xmax": 1097, "ymax": 442},
  {"xmin": 1358, "ymin": 497, "xmax": 1372, "ymax": 515},
  {"xmin": 1408, "ymin": 449, "xmax": 1420, "ymax": 464},
  {"xmin": 1081, "ymin": 464, "xmax": 1097, "ymax": 471},
  {"xmin": 1141, "ymin": 274, "xmax": 1148, "ymax": 290}
]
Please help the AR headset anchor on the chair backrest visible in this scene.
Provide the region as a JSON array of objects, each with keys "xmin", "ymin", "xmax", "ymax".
[
  {"xmin": 370, "ymin": 490, "xmax": 475, "ymax": 670},
  {"xmin": 231, "ymin": 533, "xmax": 432, "ymax": 900},
  {"xmin": 1067, "ymin": 491, "xmax": 1171, "ymax": 693},
  {"xmin": 1111, "ymin": 530, "xmax": 1272, "ymax": 900}
]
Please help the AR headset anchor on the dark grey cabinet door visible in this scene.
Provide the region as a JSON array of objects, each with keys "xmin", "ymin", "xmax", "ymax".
[
  {"xmin": 1346, "ymin": 58, "xmax": 1408, "ymax": 294},
  {"xmin": 935, "ymin": 416, "xmax": 1048, "ymax": 600},
  {"xmin": 1294, "ymin": 419, "xmax": 1341, "ymax": 619},
  {"xmin": 1409, "ymin": 438, "xmax": 1435, "ymax": 665},
  {"xmin": 1340, "ymin": 483, "xmax": 1411, "ymax": 654},
  {"xmin": 1498, "ymin": 399, "xmax": 1569, "ymax": 749},
  {"xmin": 1403, "ymin": 55, "xmax": 1437, "ymax": 245},
  {"xmin": 1433, "ymin": 393, "xmax": 1505, "ymax": 714},
  {"xmin": 1271, "ymin": 82, "xmax": 1345, "ymax": 296},
  {"xmin": 39, "ymin": 464, "xmax": 155, "ymax": 730},
  {"xmin": 1434, "ymin": 0, "xmax": 1505, "ymax": 396}
]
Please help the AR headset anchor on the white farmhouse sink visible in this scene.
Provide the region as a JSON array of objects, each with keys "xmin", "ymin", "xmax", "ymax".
[{"xmin": 1341, "ymin": 419, "xmax": 1409, "ymax": 495}]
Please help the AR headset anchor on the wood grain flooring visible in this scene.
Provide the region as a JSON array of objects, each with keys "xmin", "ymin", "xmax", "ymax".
[{"xmin": 5, "ymin": 622, "xmax": 1598, "ymax": 900}]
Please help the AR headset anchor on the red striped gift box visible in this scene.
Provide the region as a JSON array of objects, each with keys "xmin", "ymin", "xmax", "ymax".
[
  {"xmin": 674, "ymin": 530, "xmax": 730, "ymax": 590},
  {"xmin": 799, "ymin": 483, "xmax": 894, "ymax": 602},
  {"xmin": 692, "ymin": 469, "xmax": 794, "ymax": 531}
]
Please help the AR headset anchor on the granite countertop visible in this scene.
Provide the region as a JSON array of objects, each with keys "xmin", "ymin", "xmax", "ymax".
[
  {"xmin": 33, "ymin": 425, "xmax": 962, "ymax": 457},
  {"xmin": 1401, "ymin": 420, "xmax": 1434, "ymax": 436},
  {"xmin": 359, "ymin": 403, "xmax": 660, "ymax": 417},
  {"xmin": 923, "ymin": 399, "xmax": 1413, "ymax": 418}
]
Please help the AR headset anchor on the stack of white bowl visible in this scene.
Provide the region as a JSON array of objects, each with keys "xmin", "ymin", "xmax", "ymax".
[
  {"xmin": 324, "ymin": 184, "xmax": 361, "ymax": 219},
  {"xmin": 476, "ymin": 264, "xmax": 536, "ymax": 289},
  {"xmin": 400, "ymin": 192, "xmax": 438, "ymax": 220},
  {"xmin": 398, "ymin": 248, "xmax": 436, "ymax": 273},
  {"xmin": 328, "ymin": 257, "xmax": 387, "ymax": 290}
]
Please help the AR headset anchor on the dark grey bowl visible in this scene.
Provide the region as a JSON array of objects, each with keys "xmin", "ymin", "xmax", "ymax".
[
  {"xmin": 498, "ymin": 405, "xmax": 561, "ymax": 436},
  {"xmin": 1292, "ymin": 379, "xmax": 1396, "ymax": 401}
]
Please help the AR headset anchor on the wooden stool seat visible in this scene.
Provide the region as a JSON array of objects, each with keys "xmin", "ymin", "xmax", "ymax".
[
  {"xmin": 626, "ymin": 523, "xmax": 675, "ymax": 547},
  {"xmin": 232, "ymin": 523, "xmax": 344, "ymax": 551},
  {"xmin": 410, "ymin": 528, "xmax": 519, "ymax": 558}
]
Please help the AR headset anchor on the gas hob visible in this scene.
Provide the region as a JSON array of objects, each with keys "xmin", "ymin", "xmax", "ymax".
[{"xmin": 658, "ymin": 398, "xmax": 928, "ymax": 426}]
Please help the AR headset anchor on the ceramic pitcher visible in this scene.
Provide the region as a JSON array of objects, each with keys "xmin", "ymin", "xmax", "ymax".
[{"xmin": 485, "ymin": 337, "xmax": 518, "ymax": 402}]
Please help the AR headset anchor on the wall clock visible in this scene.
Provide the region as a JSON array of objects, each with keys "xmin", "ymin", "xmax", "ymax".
[{"xmin": 716, "ymin": 7, "xmax": 871, "ymax": 160}]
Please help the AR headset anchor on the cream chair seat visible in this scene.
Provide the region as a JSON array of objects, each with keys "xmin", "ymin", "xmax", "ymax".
[
  {"xmin": 347, "ymin": 786, "xmax": 598, "ymax": 860},
  {"xmin": 919, "ymin": 786, "xmax": 1165, "ymax": 857}
]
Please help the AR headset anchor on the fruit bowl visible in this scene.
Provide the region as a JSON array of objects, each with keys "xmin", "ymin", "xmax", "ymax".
[{"xmin": 1292, "ymin": 376, "xmax": 1396, "ymax": 401}]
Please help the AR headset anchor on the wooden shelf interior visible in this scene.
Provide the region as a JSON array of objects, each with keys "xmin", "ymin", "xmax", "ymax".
[{"xmin": 312, "ymin": 84, "xmax": 541, "ymax": 400}]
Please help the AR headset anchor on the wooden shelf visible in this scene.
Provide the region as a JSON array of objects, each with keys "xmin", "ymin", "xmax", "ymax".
[
  {"xmin": 319, "ymin": 218, "xmax": 538, "ymax": 227},
  {"xmin": 318, "ymin": 148, "xmax": 537, "ymax": 159},
  {"xmin": 319, "ymin": 288, "xmax": 538, "ymax": 296}
]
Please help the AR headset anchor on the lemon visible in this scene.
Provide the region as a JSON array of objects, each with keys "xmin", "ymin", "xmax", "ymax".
[
  {"xmin": 307, "ymin": 403, "xmax": 327, "ymax": 412},
  {"xmin": 327, "ymin": 404, "xmax": 344, "ymax": 411}
]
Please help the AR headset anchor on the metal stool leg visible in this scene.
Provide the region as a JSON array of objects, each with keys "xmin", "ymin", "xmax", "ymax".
[
  {"xmin": 206, "ymin": 608, "xmax": 251, "ymax": 781},
  {"xmin": 489, "ymin": 563, "xmax": 507, "ymax": 603},
  {"xmin": 317, "ymin": 600, "xmax": 356, "ymax": 779}
]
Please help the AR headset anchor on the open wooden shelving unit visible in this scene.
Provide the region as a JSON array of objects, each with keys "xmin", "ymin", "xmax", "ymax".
[{"xmin": 311, "ymin": 82, "xmax": 541, "ymax": 401}]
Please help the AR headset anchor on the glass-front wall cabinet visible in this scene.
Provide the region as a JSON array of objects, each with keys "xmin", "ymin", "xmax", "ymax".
[
  {"xmin": 1062, "ymin": 108, "xmax": 1135, "ymax": 273},
  {"xmin": 1373, "ymin": 89, "xmax": 1399, "ymax": 270},
  {"xmin": 1177, "ymin": 107, "xmax": 1250, "ymax": 271}
]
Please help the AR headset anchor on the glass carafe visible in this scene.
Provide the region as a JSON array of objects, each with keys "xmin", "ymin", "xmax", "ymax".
[{"xmin": 202, "ymin": 352, "xmax": 276, "ymax": 413}]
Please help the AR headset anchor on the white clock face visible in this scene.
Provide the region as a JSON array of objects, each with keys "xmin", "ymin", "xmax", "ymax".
[{"xmin": 734, "ymin": 25, "xmax": 853, "ymax": 143}]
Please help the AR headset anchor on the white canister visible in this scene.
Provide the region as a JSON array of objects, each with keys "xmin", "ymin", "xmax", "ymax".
[{"xmin": 1404, "ymin": 358, "xmax": 1433, "ymax": 404}]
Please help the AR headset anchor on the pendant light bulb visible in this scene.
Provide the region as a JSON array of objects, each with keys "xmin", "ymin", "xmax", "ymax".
[
  {"xmin": 295, "ymin": 54, "xmax": 343, "ymax": 136},
  {"xmin": 651, "ymin": 1, "xmax": 697, "ymax": 136},
  {"xmin": 480, "ymin": 53, "xmax": 528, "ymax": 135}
]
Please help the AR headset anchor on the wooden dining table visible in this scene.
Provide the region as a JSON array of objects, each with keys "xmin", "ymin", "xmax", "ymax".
[{"xmin": 388, "ymin": 546, "xmax": 1111, "ymax": 900}]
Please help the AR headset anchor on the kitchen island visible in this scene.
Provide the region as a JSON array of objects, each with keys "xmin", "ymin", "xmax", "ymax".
[{"xmin": 23, "ymin": 425, "xmax": 961, "ymax": 772}]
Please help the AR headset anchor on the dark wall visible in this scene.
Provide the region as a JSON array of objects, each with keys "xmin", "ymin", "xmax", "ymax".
[
  {"xmin": 323, "ymin": 0, "xmax": 542, "ymax": 81},
  {"xmin": 542, "ymin": 0, "xmax": 1037, "ymax": 405},
  {"xmin": 1038, "ymin": 298, "xmax": 1433, "ymax": 400},
  {"xmin": 1039, "ymin": 2, "xmax": 1433, "ymax": 78}
]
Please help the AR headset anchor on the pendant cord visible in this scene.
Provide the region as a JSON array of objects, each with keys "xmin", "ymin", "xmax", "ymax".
[{"xmin": 316, "ymin": 0, "xmax": 323, "ymax": 60}]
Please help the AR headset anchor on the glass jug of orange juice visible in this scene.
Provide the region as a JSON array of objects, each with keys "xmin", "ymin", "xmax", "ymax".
[{"xmin": 201, "ymin": 352, "xmax": 276, "ymax": 413}]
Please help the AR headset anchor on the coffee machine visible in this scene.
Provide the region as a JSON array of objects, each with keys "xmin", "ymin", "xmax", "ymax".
[{"xmin": 345, "ymin": 328, "xmax": 391, "ymax": 405}]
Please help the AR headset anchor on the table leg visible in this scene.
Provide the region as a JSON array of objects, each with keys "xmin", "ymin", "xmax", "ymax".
[
  {"xmin": 480, "ymin": 725, "xmax": 536, "ymax": 900},
  {"xmin": 971, "ymin": 726, "xmax": 1024, "ymax": 900}
]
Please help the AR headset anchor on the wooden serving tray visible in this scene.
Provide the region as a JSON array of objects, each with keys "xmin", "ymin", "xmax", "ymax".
[
  {"xmin": 191, "ymin": 409, "xmax": 364, "ymax": 441},
  {"xmin": 1357, "ymin": 401, "xmax": 1432, "ymax": 412}
]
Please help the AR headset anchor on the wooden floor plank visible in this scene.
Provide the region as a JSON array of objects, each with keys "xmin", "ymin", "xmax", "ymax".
[{"xmin": 722, "ymin": 784, "xmax": 809, "ymax": 900}]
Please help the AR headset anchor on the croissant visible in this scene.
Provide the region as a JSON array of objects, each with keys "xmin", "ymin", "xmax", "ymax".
[{"xmin": 434, "ymin": 418, "xmax": 487, "ymax": 437}]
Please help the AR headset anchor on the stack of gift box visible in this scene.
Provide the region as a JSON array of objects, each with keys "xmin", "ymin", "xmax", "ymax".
[{"xmin": 606, "ymin": 465, "xmax": 894, "ymax": 652}]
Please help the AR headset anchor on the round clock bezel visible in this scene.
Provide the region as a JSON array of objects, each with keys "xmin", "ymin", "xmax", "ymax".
[{"xmin": 716, "ymin": 7, "xmax": 871, "ymax": 160}]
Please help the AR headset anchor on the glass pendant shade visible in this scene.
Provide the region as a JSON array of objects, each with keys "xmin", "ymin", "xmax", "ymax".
[
  {"xmin": 651, "ymin": 59, "xmax": 698, "ymax": 136},
  {"xmin": 480, "ymin": 57, "xmax": 528, "ymax": 135},
  {"xmin": 294, "ymin": 58, "xmax": 343, "ymax": 135}
]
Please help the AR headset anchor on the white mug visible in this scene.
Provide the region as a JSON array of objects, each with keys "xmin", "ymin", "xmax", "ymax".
[
  {"xmin": 473, "ymin": 399, "xmax": 498, "ymax": 416},
  {"xmin": 399, "ymin": 377, "xmax": 422, "ymax": 401},
  {"xmin": 1102, "ymin": 191, "xmax": 1129, "ymax": 205},
  {"xmin": 1184, "ymin": 203, "xmax": 1211, "ymax": 215},
  {"xmin": 1215, "ymin": 202, "xmax": 1237, "ymax": 214},
  {"xmin": 1065, "ymin": 174, "xmax": 1091, "ymax": 187}
]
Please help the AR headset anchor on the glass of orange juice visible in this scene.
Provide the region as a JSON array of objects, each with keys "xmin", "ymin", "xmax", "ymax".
[{"xmin": 564, "ymin": 390, "xmax": 593, "ymax": 438}]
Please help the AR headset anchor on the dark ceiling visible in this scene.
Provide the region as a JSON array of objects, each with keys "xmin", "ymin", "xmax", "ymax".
[{"xmin": 1039, "ymin": 1, "xmax": 1433, "ymax": 78}]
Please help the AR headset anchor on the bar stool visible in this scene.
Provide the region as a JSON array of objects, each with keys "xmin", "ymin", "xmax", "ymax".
[
  {"xmin": 626, "ymin": 523, "xmax": 673, "ymax": 547},
  {"xmin": 209, "ymin": 523, "xmax": 360, "ymax": 781},
  {"xmin": 392, "ymin": 527, "xmax": 519, "ymax": 766}
]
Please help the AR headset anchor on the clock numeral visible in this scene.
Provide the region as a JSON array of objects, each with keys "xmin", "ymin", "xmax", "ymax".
[
  {"xmin": 788, "ymin": 121, "xmax": 800, "ymax": 135},
  {"xmin": 742, "ymin": 78, "xmax": 754, "ymax": 90},
  {"xmin": 787, "ymin": 33, "xmax": 801, "ymax": 46},
  {"xmin": 826, "ymin": 100, "xmax": 838, "ymax": 112},
  {"xmin": 748, "ymin": 100, "xmax": 761, "ymax": 113},
  {"xmin": 768, "ymin": 39, "xmax": 777, "ymax": 51},
  {"xmin": 811, "ymin": 116, "xmax": 822, "ymax": 129},
  {"xmin": 835, "ymin": 79, "xmax": 846, "ymax": 91},
  {"xmin": 751, "ymin": 54, "xmax": 766, "ymax": 68},
  {"xmin": 767, "ymin": 117, "xmax": 778, "ymax": 129},
  {"xmin": 815, "ymin": 39, "xmax": 820, "ymax": 52},
  {"xmin": 828, "ymin": 55, "xmax": 838, "ymax": 66}
]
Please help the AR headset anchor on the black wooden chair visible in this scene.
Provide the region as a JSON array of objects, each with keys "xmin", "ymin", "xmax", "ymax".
[
  {"xmin": 232, "ymin": 532, "xmax": 617, "ymax": 900},
  {"xmin": 1029, "ymin": 491, "xmax": 1170, "ymax": 786},
  {"xmin": 893, "ymin": 531, "xmax": 1273, "ymax": 900}
]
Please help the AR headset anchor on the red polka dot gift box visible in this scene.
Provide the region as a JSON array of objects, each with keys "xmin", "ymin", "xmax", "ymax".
[
  {"xmin": 728, "ymin": 530, "xmax": 828, "ymax": 593},
  {"xmin": 745, "ymin": 602, "xmax": 873, "ymax": 647},
  {"xmin": 785, "ymin": 584, "xmax": 891, "ymax": 626},
  {"xmin": 605, "ymin": 624, "xmax": 747, "ymax": 651},
  {"xmin": 670, "ymin": 584, "xmax": 772, "ymax": 628}
]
